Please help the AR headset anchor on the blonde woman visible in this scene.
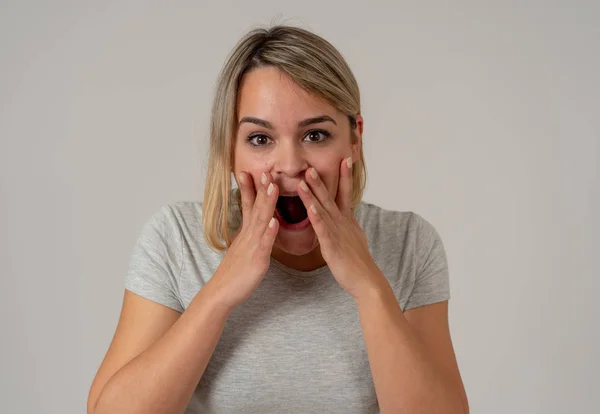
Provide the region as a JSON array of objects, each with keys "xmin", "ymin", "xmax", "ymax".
[{"xmin": 88, "ymin": 25, "xmax": 468, "ymax": 414}]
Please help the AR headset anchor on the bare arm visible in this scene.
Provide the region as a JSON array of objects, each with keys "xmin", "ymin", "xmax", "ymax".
[
  {"xmin": 356, "ymin": 281, "xmax": 469, "ymax": 414},
  {"xmin": 88, "ymin": 281, "xmax": 232, "ymax": 414},
  {"xmin": 88, "ymin": 171, "xmax": 280, "ymax": 413}
]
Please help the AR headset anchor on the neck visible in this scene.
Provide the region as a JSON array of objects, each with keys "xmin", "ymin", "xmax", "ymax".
[{"xmin": 271, "ymin": 245, "xmax": 327, "ymax": 272}]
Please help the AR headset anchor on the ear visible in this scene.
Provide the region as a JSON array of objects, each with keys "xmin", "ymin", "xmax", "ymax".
[{"xmin": 351, "ymin": 114, "xmax": 364, "ymax": 162}]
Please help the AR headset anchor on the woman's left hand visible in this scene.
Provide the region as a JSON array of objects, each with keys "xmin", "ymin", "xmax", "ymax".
[{"xmin": 297, "ymin": 157, "xmax": 388, "ymax": 300}]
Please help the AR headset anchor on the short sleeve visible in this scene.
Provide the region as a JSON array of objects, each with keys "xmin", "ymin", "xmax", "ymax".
[
  {"xmin": 124, "ymin": 205, "xmax": 185, "ymax": 313},
  {"xmin": 404, "ymin": 214, "xmax": 451, "ymax": 310}
]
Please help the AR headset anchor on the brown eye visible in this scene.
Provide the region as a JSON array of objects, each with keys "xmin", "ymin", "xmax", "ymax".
[
  {"xmin": 247, "ymin": 134, "xmax": 271, "ymax": 147},
  {"xmin": 303, "ymin": 130, "xmax": 331, "ymax": 143}
]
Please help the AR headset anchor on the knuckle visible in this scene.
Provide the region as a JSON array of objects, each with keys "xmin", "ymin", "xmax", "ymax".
[
  {"xmin": 254, "ymin": 215, "xmax": 267, "ymax": 228},
  {"xmin": 324, "ymin": 198, "xmax": 336, "ymax": 211}
]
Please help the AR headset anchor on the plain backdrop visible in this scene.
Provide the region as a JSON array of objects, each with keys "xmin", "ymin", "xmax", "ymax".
[{"xmin": 1, "ymin": 1, "xmax": 598, "ymax": 413}]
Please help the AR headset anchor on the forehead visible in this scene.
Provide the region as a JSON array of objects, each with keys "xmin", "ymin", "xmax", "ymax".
[{"xmin": 236, "ymin": 66, "xmax": 340, "ymax": 123}]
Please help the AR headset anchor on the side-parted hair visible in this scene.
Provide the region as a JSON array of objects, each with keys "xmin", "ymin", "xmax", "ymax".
[{"xmin": 203, "ymin": 25, "xmax": 366, "ymax": 251}]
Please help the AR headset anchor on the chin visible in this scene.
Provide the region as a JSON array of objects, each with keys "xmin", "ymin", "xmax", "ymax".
[{"xmin": 274, "ymin": 227, "xmax": 319, "ymax": 256}]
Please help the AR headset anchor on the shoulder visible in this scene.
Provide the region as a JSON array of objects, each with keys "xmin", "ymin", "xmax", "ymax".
[
  {"xmin": 132, "ymin": 201, "xmax": 207, "ymax": 262},
  {"xmin": 354, "ymin": 201, "xmax": 448, "ymax": 293},
  {"xmin": 354, "ymin": 201, "xmax": 440, "ymax": 245},
  {"xmin": 165, "ymin": 200, "xmax": 204, "ymax": 229},
  {"xmin": 141, "ymin": 201, "xmax": 204, "ymax": 234}
]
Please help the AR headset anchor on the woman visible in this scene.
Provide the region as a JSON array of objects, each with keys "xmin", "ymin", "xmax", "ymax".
[{"xmin": 88, "ymin": 25, "xmax": 468, "ymax": 414}]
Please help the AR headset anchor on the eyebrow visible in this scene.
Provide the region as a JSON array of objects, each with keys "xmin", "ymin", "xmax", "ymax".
[{"xmin": 238, "ymin": 115, "xmax": 337, "ymax": 129}]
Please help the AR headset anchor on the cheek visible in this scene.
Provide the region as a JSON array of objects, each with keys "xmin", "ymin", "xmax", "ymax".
[
  {"xmin": 309, "ymin": 156, "xmax": 343, "ymax": 190},
  {"xmin": 328, "ymin": 175, "xmax": 341, "ymax": 197},
  {"xmin": 318, "ymin": 169, "xmax": 341, "ymax": 196},
  {"xmin": 234, "ymin": 149, "xmax": 271, "ymax": 182}
]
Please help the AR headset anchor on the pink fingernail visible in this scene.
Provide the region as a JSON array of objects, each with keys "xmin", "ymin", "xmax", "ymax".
[
  {"xmin": 300, "ymin": 180, "xmax": 309, "ymax": 192},
  {"xmin": 346, "ymin": 157, "xmax": 352, "ymax": 169},
  {"xmin": 310, "ymin": 204, "xmax": 317, "ymax": 215},
  {"xmin": 310, "ymin": 168, "xmax": 318, "ymax": 180},
  {"xmin": 238, "ymin": 174, "xmax": 245, "ymax": 184}
]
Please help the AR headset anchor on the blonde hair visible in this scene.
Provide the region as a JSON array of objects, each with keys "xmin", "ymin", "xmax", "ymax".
[{"xmin": 202, "ymin": 25, "xmax": 367, "ymax": 251}]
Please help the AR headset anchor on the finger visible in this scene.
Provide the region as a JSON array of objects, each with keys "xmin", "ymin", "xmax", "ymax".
[
  {"xmin": 335, "ymin": 156, "xmax": 353, "ymax": 216},
  {"xmin": 237, "ymin": 172, "xmax": 255, "ymax": 227},
  {"xmin": 304, "ymin": 167, "xmax": 339, "ymax": 218},
  {"xmin": 252, "ymin": 171, "xmax": 278, "ymax": 232},
  {"xmin": 297, "ymin": 178, "xmax": 334, "ymax": 233},
  {"xmin": 297, "ymin": 182, "xmax": 332, "ymax": 246},
  {"xmin": 260, "ymin": 215, "xmax": 279, "ymax": 251}
]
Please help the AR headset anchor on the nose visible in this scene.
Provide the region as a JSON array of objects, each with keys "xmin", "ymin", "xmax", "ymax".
[{"xmin": 272, "ymin": 140, "xmax": 307, "ymax": 180}]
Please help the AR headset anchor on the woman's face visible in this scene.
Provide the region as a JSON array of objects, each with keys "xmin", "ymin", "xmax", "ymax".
[{"xmin": 233, "ymin": 66, "xmax": 362, "ymax": 259}]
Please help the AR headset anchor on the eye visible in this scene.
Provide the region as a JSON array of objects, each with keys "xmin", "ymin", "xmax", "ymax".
[
  {"xmin": 247, "ymin": 134, "xmax": 272, "ymax": 147},
  {"xmin": 303, "ymin": 130, "xmax": 331, "ymax": 143}
]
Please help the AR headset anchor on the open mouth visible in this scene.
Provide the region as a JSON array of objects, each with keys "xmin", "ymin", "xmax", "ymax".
[{"xmin": 276, "ymin": 195, "xmax": 308, "ymax": 225}]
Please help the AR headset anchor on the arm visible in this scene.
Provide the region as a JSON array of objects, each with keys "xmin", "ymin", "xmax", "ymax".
[
  {"xmin": 88, "ymin": 282, "xmax": 232, "ymax": 414},
  {"xmin": 90, "ymin": 173, "xmax": 281, "ymax": 413},
  {"xmin": 356, "ymin": 281, "xmax": 468, "ymax": 414}
]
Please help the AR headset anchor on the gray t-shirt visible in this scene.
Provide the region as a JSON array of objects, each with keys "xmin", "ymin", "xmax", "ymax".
[{"xmin": 125, "ymin": 199, "xmax": 450, "ymax": 413}]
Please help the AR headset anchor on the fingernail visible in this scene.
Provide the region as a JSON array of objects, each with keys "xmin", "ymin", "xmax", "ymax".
[
  {"xmin": 267, "ymin": 183, "xmax": 274, "ymax": 195},
  {"xmin": 346, "ymin": 157, "xmax": 352, "ymax": 169},
  {"xmin": 310, "ymin": 168, "xmax": 318, "ymax": 180},
  {"xmin": 269, "ymin": 217, "xmax": 275, "ymax": 228},
  {"xmin": 310, "ymin": 204, "xmax": 317, "ymax": 215},
  {"xmin": 300, "ymin": 180, "xmax": 309, "ymax": 192},
  {"xmin": 261, "ymin": 172, "xmax": 267, "ymax": 185},
  {"xmin": 238, "ymin": 174, "xmax": 245, "ymax": 185}
]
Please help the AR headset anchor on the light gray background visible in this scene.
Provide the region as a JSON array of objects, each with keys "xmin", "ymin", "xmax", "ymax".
[{"xmin": 1, "ymin": 1, "xmax": 598, "ymax": 413}]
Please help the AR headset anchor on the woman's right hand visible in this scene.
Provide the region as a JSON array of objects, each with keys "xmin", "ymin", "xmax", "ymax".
[{"xmin": 207, "ymin": 171, "xmax": 279, "ymax": 312}]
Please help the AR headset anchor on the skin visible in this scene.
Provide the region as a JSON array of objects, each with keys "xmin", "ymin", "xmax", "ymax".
[
  {"xmin": 233, "ymin": 66, "xmax": 362, "ymax": 271},
  {"xmin": 232, "ymin": 66, "xmax": 468, "ymax": 412},
  {"xmin": 87, "ymin": 66, "xmax": 467, "ymax": 414}
]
